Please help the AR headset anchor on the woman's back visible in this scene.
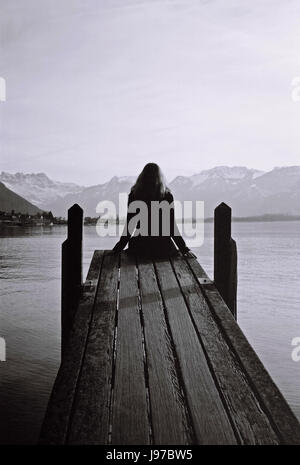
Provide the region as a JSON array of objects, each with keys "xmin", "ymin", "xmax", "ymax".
[
  {"xmin": 113, "ymin": 163, "xmax": 189, "ymax": 258},
  {"xmin": 127, "ymin": 188, "xmax": 180, "ymax": 258}
]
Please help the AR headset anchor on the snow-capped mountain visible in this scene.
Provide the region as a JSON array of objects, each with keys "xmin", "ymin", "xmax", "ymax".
[
  {"xmin": 1, "ymin": 167, "xmax": 299, "ymax": 218},
  {"xmin": 172, "ymin": 166, "xmax": 264, "ymax": 190},
  {"xmin": 0, "ymin": 172, "xmax": 85, "ymax": 210},
  {"xmin": 170, "ymin": 166, "xmax": 300, "ymax": 217},
  {"xmin": 47, "ymin": 175, "xmax": 136, "ymax": 217}
]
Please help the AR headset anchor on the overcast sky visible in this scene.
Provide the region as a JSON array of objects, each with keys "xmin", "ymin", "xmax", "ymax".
[{"xmin": 1, "ymin": 0, "xmax": 300, "ymax": 185}]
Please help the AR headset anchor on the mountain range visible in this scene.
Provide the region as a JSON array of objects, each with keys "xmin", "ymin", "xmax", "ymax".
[
  {"xmin": 0, "ymin": 172, "xmax": 85, "ymax": 210},
  {"xmin": 0, "ymin": 182, "xmax": 41, "ymax": 215},
  {"xmin": 0, "ymin": 166, "xmax": 299, "ymax": 218}
]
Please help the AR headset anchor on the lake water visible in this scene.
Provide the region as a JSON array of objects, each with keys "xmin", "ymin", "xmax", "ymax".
[{"xmin": 0, "ymin": 221, "xmax": 299, "ymax": 444}]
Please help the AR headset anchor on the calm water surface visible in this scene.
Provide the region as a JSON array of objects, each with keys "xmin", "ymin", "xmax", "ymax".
[{"xmin": 0, "ymin": 222, "xmax": 299, "ymax": 444}]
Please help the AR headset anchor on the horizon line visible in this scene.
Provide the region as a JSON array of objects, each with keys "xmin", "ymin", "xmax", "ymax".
[{"xmin": 1, "ymin": 164, "xmax": 300, "ymax": 188}]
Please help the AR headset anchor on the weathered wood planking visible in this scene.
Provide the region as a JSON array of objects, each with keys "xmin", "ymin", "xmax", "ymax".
[
  {"xmin": 40, "ymin": 249, "xmax": 300, "ymax": 445},
  {"xmin": 171, "ymin": 255, "xmax": 278, "ymax": 445},
  {"xmin": 137, "ymin": 257, "xmax": 192, "ymax": 444},
  {"xmin": 111, "ymin": 252, "xmax": 149, "ymax": 445},
  {"xmin": 154, "ymin": 259, "xmax": 237, "ymax": 445},
  {"xmin": 39, "ymin": 250, "xmax": 104, "ymax": 444},
  {"xmin": 185, "ymin": 254, "xmax": 300, "ymax": 445},
  {"xmin": 67, "ymin": 252, "xmax": 119, "ymax": 444}
]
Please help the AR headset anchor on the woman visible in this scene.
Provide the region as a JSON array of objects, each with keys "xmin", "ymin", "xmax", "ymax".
[{"xmin": 113, "ymin": 163, "xmax": 193, "ymax": 258}]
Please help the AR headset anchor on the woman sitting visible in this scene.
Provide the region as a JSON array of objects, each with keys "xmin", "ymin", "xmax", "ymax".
[{"xmin": 113, "ymin": 163, "xmax": 193, "ymax": 258}]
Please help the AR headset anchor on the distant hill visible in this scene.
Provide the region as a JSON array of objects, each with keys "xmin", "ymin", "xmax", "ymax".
[
  {"xmin": 0, "ymin": 182, "xmax": 41, "ymax": 215},
  {"xmin": 46, "ymin": 176, "xmax": 136, "ymax": 217},
  {"xmin": 44, "ymin": 166, "xmax": 300, "ymax": 218},
  {"xmin": 170, "ymin": 166, "xmax": 300, "ymax": 217},
  {"xmin": 1, "ymin": 166, "xmax": 299, "ymax": 218},
  {"xmin": 0, "ymin": 171, "xmax": 85, "ymax": 209}
]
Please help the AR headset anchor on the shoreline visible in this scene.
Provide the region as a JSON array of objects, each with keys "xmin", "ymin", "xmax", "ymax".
[{"xmin": 1, "ymin": 216, "xmax": 300, "ymax": 229}]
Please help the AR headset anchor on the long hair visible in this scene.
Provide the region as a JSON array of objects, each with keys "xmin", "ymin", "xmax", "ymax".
[{"xmin": 130, "ymin": 163, "xmax": 168, "ymax": 200}]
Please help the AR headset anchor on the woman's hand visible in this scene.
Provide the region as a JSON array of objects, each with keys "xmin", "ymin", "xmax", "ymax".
[{"xmin": 181, "ymin": 247, "xmax": 196, "ymax": 259}]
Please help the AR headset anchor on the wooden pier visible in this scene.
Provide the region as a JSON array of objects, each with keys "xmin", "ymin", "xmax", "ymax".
[{"xmin": 40, "ymin": 204, "xmax": 300, "ymax": 445}]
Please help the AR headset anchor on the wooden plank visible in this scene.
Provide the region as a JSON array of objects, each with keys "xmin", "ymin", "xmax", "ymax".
[
  {"xmin": 228, "ymin": 238, "xmax": 237, "ymax": 318},
  {"xmin": 111, "ymin": 252, "xmax": 149, "ymax": 445},
  {"xmin": 171, "ymin": 255, "xmax": 279, "ymax": 444},
  {"xmin": 67, "ymin": 251, "xmax": 119, "ymax": 444},
  {"xmin": 137, "ymin": 257, "xmax": 192, "ymax": 445},
  {"xmin": 214, "ymin": 203, "xmax": 237, "ymax": 317},
  {"xmin": 154, "ymin": 259, "xmax": 237, "ymax": 445},
  {"xmin": 61, "ymin": 204, "xmax": 83, "ymax": 357},
  {"xmin": 39, "ymin": 250, "xmax": 104, "ymax": 444},
  {"xmin": 185, "ymin": 254, "xmax": 300, "ymax": 445}
]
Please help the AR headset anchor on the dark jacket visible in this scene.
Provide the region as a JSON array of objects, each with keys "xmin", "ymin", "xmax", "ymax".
[{"xmin": 115, "ymin": 189, "xmax": 188, "ymax": 258}]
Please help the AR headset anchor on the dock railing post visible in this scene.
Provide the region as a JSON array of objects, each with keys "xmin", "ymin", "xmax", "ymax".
[
  {"xmin": 61, "ymin": 204, "xmax": 83, "ymax": 358},
  {"xmin": 214, "ymin": 203, "xmax": 237, "ymax": 319}
]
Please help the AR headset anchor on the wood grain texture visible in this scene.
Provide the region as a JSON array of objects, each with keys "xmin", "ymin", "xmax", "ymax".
[
  {"xmin": 39, "ymin": 250, "xmax": 104, "ymax": 444},
  {"xmin": 154, "ymin": 258, "xmax": 237, "ymax": 445},
  {"xmin": 172, "ymin": 255, "xmax": 278, "ymax": 444},
  {"xmin": 138, "ymin": 257, "xmax": 192, "ymax": 444},
  {"xmin": 185, "ymin": 254, "xmax": 300, "ymax": 445},
  {"xmin": 41, "ymin": 248, "xmax": 299, "ymax": 446},
  {"xmin": 111, "ymin": 252, "xmax": 149, "ymax": 445},
  {"xmin": 67, "ymin": 251, "xmax": 119, "ymax": 444}
]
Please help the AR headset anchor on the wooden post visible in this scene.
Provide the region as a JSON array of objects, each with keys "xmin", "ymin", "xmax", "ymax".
[
  {"xmin": 214, "ymin": 203, "xmax": 237, "ymax": 319},
  {"xmin": 61, "ymin": 204, "xmax": 83, "ymax": 358}
]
